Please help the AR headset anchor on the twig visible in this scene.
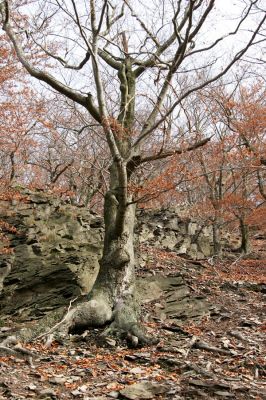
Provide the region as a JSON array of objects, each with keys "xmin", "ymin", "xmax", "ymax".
[
  {"xmin": 0, "ymin": 334, "xmax": 35, "ymax": 366},
  {"xmin": 35, "ymin": 297, "xmax": 78, "ymax": 340},
  {"xmin": 0, "ymin": 344, "xmax": 35, "ymax": 366},
  {"xmin": 228, "ymin": 330, "xmax": 248, "ymax": 342},
  {"xmin": 0, "ymin": 345, "xmax": 22, "ymax": 357},
  {"xmin": 229, "ymin": 253, "xmax": 244, "ymax": 267},
  {"xmin": 185, "ymin": 335, "xmax": 198, "ymax": 358},
  {"xmin": 14, "ymin": 344, "xmax": 36, "ymax": 358}
]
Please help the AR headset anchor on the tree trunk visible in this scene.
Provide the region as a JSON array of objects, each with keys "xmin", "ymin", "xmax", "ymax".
[
  {"xmin": 61, "ymin": 58, "xmax": 145, "ymax": 344},
  {"xmin": 88, "ymin": 187, "xmax": 137, "ymax": 328},
  {"xmin": 239, "ymin": 218, "xmax": 249, "ymax": 254},
  {"xmin": 52, "ymin": 161, "xmax": 155, "ymax": 346},
  {"xmin": 212, "ymin": 220, "xmax": 221, "ymax": 255}
]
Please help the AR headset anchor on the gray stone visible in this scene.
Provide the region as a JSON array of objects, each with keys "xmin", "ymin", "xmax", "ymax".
[
  {"xmin": 39, "ymin": 388, "xmax": 57, "ymax": 399},
  {"xmin": 0, "ymin": 190, "xmax": 102, "ymax": 320},
  {"xmin": 198, "ymin": 236, "xmax": 212, "ymax": 257},
  {"xmin": 108, "ymin": 391, "xmax": 119, "ymax": 398},
  {"xmin": 49, "ymin": 376, "xmax": 67, "ymax": 385},
  {"xmin": 188, "ymin": 222, "xmax": 198, "ymax": 235},
  {"xmin": 0, "ymin": 190, "xmax": 231, "ymax": 329},
  {"xmin": 161, "ymin": 231, "xmax": 177, "ymax": 250},
  {"xmin": 176, "ymin": 237, "xmax": 191, "ymax": 254},
  {"xmin": 119, "ymin": 382, "xmax": 170, "ymax": 400},
  {"xmin": 187, "ymin": 243, "xmax": 198, "ymax": 259}
]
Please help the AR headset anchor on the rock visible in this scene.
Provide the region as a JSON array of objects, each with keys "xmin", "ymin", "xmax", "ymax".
[
  {"xmin": 161, "ymin": 231, "xmax": 177, "ymax": 250},
  {"xmin": 108, "ymin": 391, "xmax": 119, "ymax": 398},
  {"xmin": 27, "ymin": 383, "xmax": 37, "ymax": 391},
  {"xmin": 129, "ymin": 367, "xmax": 144, "ymax": 374},
  {"xmin": 188, "ymin": 222, "xmax": 198, "ymax": 235},
  {"xmin": 71, "ymin": 389, "xmax": 82, "ymax": 396},
  {"xmin": 49, "ymin": 376, "xmax": 67, "ymax": 385},
  {"xmin": 78, "ymin": 385, "xmax": 88, "ymax": 393},
  {"xmin": 0, "ymin": 259, "xmax": 12, "ymax": 294},
  {"xmin": 136, "ymin": 208, "xmax": 235, "ymax": 260},
  {"xmin": 176, "ymin": 237, "xmax": 191, "ymax": 255},
  {"xmin": 214, "ymin": 391, "xmax": 235, "ymax": 397},
  {"xmin": 198, "ymin": 236, "xmax": 212, "ymax": 257},
  {"xmin": 84, "ymin": 397, "xmax": 107, "ymax": 400},
  {"xmin": 137, "ymin": 280, "xmax": 163, "ymax": 303},
  {"xmin": 38, "ymin": 388, "xmax": 57, "ymax": 399},
  {"xmin": 0, "ymin": 190, "xmax": 103, "ymax": 320},
  {"xmin": 119, "ymin": 382, "xmax": 170, "ymax": 399},
  {"xmin": 105, "ymin": 337, "xmax": 116, "ymax": 347},
  {"xmin": 138, "ymin": 226, "xmax": 155, "ymax": 243},
  {"xmin": 67, "ymin": 376, "xmax": 81, "ymax": 383},
  {"xmin": 0, "ymin": 190, "xmax": 214, "ymax": 328}
]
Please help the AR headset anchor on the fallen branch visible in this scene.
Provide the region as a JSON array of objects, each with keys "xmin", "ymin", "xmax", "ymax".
[
  {"xmin": 228, "ymin": 330, "xmax": 249, "ymax": 342},
  {"xmin": 0, "ymin": 345, "xmax": 20, "ymax": 357},
  {"xmin": 185, "ymin": 362, "xmax": 216, "ymax": 378},
  {"xmin": 193, "ymin": 340, "xmax": 233, "ymax": 355},
  {"xmin": 0, "ymin": 337, "xmax": 36, "ymax": 366}
]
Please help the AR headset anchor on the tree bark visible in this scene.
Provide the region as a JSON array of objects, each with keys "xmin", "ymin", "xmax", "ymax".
[
  {"xmin": 89, "ymin": 185, "xmax": 137, "ymax": 328},
  {"xmin": 239, "ymin": 218, "xmax": 249, "ymax": 254},
  {"xmin": 212, "ymin": 220, "xmax": 221, "ymax": 255},
  {"xmin": 52, "ymin": 159, "xmax": 155, "ymax": 345}
]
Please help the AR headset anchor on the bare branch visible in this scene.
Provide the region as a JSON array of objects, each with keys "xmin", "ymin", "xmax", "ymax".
[
  {"xmin": 123, "ymin": 0, "xmax": 160, "ymax": 48},
  {"xmin": 127, "ymin": 135, "xmax": 212, "ymax": 178},
  {"xmin": 1, "ymin": 1, "xmax": 101, "ymax": 122},
  {"xmin": 134, "ymin": 12, "xmax": 266, "ymax": 148},
  {"xmin": 30, "ymin": 34, "xmax": 91, "ymax": 70},
  {"xmin": 185, "ymin": 0, "xmax": 259, "ymax": 59},
  {"xmin": 139, "ymin": 135, "xmax": 213, "ymax": 164},
  {"xmin": 70, "ymin": 0, "xmax": 91, "ymax": 49},
  {"xmin": 101, "ymin": 3, "xmax": 125, "ymax": 36}
]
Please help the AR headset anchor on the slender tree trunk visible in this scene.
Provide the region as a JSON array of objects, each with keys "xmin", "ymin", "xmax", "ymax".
[
  {"xmin": 212, "ymin": 220, "xmax": 221, "ymax": 255},
  {"xmin": 9, "ymin": 152, "xmax": 15, "ymax": 183},
  {"xmin": 239, "ymin": 218, "xmax": 249, "ymax": 254}
]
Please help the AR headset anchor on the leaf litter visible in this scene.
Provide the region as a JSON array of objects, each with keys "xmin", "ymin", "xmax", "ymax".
[{"xmin": 0, "ymin": 242, "xmax": 265, "ymax": 399}]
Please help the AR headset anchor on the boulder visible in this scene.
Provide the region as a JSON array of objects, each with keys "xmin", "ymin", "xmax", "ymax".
[
  {"xmin": 136, "ymin": 209, "xmax": 213, "ymax": 259},
  {"xmin": 0, "ymin": 189, "xmax": 103, "ymax": 320}
]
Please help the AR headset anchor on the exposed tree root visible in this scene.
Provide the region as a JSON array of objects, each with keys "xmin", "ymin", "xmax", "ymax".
[
  {"xmin": 0, "ymin": 335, "xmax": 35, "ymax": 365},
  {"xmin": 35, "ymin": 296, "xmax": 79, "ymax": 341},
  {"xmin": 101, "ymin": 318, "xmax": 159, "ymax": 348},
  {"xmin": 33, "ymin": 296, "xmax": 113, "ymax": 342},
  {"xmin": 30, "ymin": 293, "xmax": 158, "ymax": 348}
]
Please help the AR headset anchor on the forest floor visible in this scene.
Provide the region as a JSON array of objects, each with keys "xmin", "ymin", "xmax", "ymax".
[{"xmin": 0, "ymin": 238, "xmax": 265, "ymax": 400}]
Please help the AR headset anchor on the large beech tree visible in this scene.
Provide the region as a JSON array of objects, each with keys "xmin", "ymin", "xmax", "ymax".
[{"xmin": 1, "ymin": 0, "xmax": 265, "ymax": 344}]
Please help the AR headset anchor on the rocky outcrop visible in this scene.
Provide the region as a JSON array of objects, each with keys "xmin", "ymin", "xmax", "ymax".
[
  {"xmin": 0, "ymin": 189, "xmax": 103, "ymax": 320},
  {"xmin": 0, "ymin": 190, "xmax": 218, "ymax": 322},
  {"xmin": 137, "ymin": 274, "xmax": 213, "ymax": 325},
  {"xmin": 136, "ymin": 208, "xmax": 214, "ymax": 260}
]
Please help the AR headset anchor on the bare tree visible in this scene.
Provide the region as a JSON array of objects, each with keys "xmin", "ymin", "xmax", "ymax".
[{"xmin": 1, "ymin": 0, "xmax": 265, "ymax": 344}]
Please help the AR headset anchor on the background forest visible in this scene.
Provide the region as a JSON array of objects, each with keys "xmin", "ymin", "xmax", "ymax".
[
  {"xmin": 0, "ymin": 5, "xmax": 265, "ymax": 255},
  {"xmin": 0, "ymin": 1, "xmax": 265, "ymax": 399}
]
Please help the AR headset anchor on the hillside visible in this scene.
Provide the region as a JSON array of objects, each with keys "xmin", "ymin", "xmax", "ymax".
[{"xmin": 0, "ymin": 190, "xmax": 265, "ymax": 399}]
